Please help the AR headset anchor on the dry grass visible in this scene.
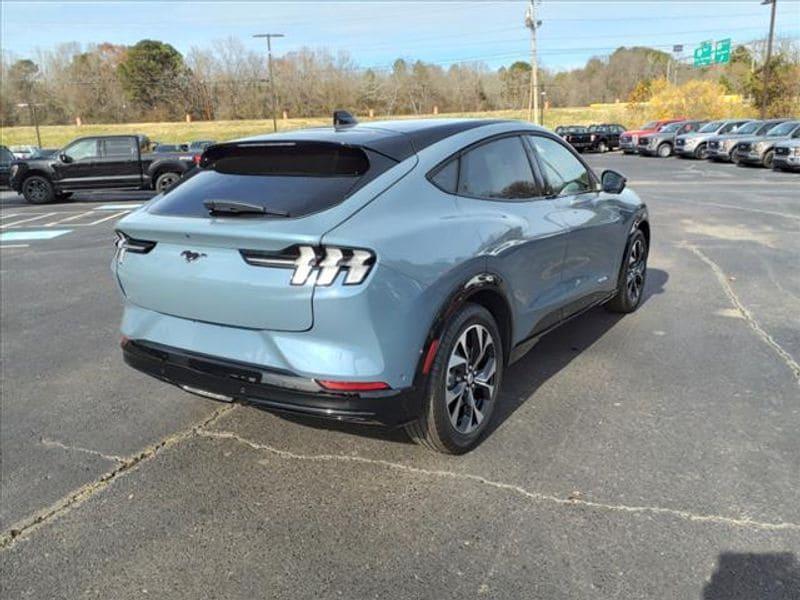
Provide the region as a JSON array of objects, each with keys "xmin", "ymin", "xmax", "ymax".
[{"xmin": 0, "ymin": 106, "xmax": 633, "ymax": 148}]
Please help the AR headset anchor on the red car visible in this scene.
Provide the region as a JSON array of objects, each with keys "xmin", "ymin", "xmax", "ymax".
[{"xmin": 619, "ymin": 118, "xmax": 687, "ymax": 154}]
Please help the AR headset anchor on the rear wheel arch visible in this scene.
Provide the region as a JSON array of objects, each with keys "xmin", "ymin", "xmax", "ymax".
[{"xmin": 419, "ymin": 273, "xmax": 514, "ymax": 379}]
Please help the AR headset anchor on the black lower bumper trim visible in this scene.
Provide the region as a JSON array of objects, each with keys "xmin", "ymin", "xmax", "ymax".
[{"xmin": 123, "ymin": 340, "xmax": 422, "ymax": 427}]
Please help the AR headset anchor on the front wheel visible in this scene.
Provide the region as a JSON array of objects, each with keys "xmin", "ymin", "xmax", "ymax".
[
  {"xmin": 155, "ymin": 171, "xmax": 181, "ymax": 193},
  {"xmin": 606, "ymin": 229, "xmax": 648, "ymax": 314},
  {"xmin": 762, "ymin": 150, "xmax": 774, "ymax": 169},
  {"xmin": 694, "ymin": 144, "xmax": 708, "ymax": 160},
  {"xmin": 657, "ymin": 143, "xmax": 672, "ymax": 158},
  {"xmin": 22, "ymin": 175, "xmax": 55, "ymax": 204},
  {"xmin": 405, "ymin": 304, "xmax": 503, "ymax": 454},
  {"xmin": 597, "ymin": 141, "xmax": 608, "ymax": 153}
]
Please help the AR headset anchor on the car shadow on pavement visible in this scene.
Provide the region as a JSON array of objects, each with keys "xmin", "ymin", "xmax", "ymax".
[
  {"xmin": 267, "ymin": 268, "xmax": 668, "ymax": 449},
  {"xmin": 484, "ymin": 267, "xmax": 668, "ymax": 441},
  {"xmin": 703, "ymin": 553, "xmax": 800, "ymax": 599}
]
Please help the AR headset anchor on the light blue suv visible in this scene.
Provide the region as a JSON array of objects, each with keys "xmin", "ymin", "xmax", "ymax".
[{"xmin": 114, "ymin": 117, "xmax": 650, "ymax": 453}]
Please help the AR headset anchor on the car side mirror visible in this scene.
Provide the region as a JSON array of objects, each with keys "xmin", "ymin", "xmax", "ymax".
[
  {"xmin": 59, "ymin": 153, "xmax": 72, "ymax": 163},
  {"xmin": 601, "ymin": 169, "xmax": 627, "ymax": 194}
]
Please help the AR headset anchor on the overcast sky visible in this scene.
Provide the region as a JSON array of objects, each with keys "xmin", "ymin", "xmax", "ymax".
[{"xmin": 2, "ymin": 1, "xmax": 799, "ymax": 71}]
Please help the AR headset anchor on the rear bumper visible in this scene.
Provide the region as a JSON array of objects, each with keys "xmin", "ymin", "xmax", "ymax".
[
  {"xmin": 123, "ymin": 339, "xmax": 423, "ymax": 426},
  {"xmin": 568, "ymin": 141, "xmax": 592, "ymax": 151}
]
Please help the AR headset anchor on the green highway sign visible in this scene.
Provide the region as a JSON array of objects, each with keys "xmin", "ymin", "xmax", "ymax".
[
  {"xmin": 714, "ymin": 38, "xmax": 732, "ymax": 64},
  {"xmin": 693, "ymin": 38, "xmax": 731, "ymax": 67},
  {"xmin": 693, "ymin": 40, "xmax": 713, "ymax": 67}
]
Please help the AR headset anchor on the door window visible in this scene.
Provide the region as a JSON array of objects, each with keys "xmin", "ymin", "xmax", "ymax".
[
  {"xmin": 103, "ymin": 138, "xmax": 137, "ymax": 158},
  {"xmin": 0, "ymin": 147, "xmax": 13, "ymax": 165},
  {"xmin": 64, "ymin": 139, "xmax": 99, "ymax": 161},
  {"xmin": 456, "ymin": 136, "xmax": 539, "ymax": 200},
  {"xmin": 527, "ymin": 135, "xmax": 593, "ymax": 196}
]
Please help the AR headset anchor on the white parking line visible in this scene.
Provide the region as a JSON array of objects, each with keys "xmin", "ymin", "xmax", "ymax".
[
  {"xmin": 43, "ymin": 211, "xmax": 96, "ymax": 227},
  {"xmin": 95, "ymin": 204, "xmax": 144, "ymax": 210},
  {"xmin": 77, "ymin": 210, "xmax": 129, "ymax": 226},
  {"xmin": 0, "ymin": 244, "xmax": 30, "ymax": 249},
  {"xmin": 0, "ymin": 213, "xmax": 60, "ymax": 229}
]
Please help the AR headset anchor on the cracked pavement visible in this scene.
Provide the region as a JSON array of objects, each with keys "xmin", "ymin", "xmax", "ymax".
[{"xmin": 1, "ymin": 156, "xmax": 799, "ymax": 598}]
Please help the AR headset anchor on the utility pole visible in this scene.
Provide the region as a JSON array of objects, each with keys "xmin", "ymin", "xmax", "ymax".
[
  {"xmin": 17, "ymin": 101, "xmax": 42, "ymax": 148},
  {"xmin": 760, "ymin": 0, "xmax": 778, "ymax": 118},
  {"xmin": 253, "ymin": 33, "xmax": 285, "ymax": 132},
  {"xmin": 525, "ymin": 0, "xmax": 542, "ymax": 124}
]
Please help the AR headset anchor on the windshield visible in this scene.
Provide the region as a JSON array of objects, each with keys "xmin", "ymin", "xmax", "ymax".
[
  {"xmin": 736, "ymin": 121, "xmax": 761, "ymax": 135},
  {"xmin": 766, "ymin": 122, "xmax": 798, "ymax": 136},
  {"xmin": 698, "ymin": 121, "xmax": 724, "ymax": 133},
  {"xmin": 562, "ymin": 126, "xmax": 588, "ymax": 133},
  {"xmin": 641, "ymin": 121, "xmax": 657, "ymax": 130},
  {"xmin": 659, "ymin": 122, "xmax": 683, "ymax": 133}
]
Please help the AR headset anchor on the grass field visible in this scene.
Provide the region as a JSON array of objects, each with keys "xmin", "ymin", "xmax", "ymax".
[{"xmin": 0, "ymin": 106, "xmax": 632, "ymax": 148}]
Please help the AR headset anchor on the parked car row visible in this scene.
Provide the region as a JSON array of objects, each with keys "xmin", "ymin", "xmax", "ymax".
[{"xmin": 618, "ymin": 117, "xmax": 800, "ymax": 171}]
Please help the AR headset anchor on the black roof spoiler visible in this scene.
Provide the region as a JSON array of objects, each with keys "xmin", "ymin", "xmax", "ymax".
[{"xmin": 333, "ymin": 110, "xmax": 358, "ymax": 128}]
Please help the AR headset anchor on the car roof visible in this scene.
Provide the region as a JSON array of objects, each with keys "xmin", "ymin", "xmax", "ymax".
[{"xmin": 230, "ymin": 118, "xmax": 513, "ymax": 161}]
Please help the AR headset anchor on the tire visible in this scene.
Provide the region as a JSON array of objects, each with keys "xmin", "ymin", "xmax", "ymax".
[
  {"xmin": 55, "ymin": 192, "xmax": 73, "ymax": 201},
  {"xmin": 762, "ymin": 150, "xmax": 774, "ymax": 169},
  {"xmin": 22, "ymin": 175, "xmax": 55, "ymax": 204},
  {"xmin": 405, "ymin": 303, "xmax": 503, "ymax": 454},
  {"xmin": 656, "ymin": 143, "xmax": 672, "ymax": 158},
  {"xmin": 155, "ymin": 171, "xmax": 181, "ymax": 193},
  {"xmin": 606, "ymin": 229, "xmax": 648, "ymax": 314},
  {"xmin": 597, "ymin": 141, "xmax": 608, "ymax": 153},
  {"xmin": 694, "ymin": 144, "xmax": 708, "ymax": 160}
]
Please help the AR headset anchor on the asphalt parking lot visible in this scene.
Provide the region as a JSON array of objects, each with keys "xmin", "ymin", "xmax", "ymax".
[{"xmin": 1, "ymin": 155, "xmax": 799, "ymax": 599}]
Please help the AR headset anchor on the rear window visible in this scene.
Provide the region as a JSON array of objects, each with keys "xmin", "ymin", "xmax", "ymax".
[{"xmin": 149, "ymin": 142, "xmax": 394, "ymax": 218}]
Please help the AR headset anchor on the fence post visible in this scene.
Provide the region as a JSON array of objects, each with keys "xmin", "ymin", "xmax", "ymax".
[
  {"xmin": 185, "ymin": 114, "xmax": 192, "ymax": 123},
  {"xmin": 369, "ymin": 108, "xmax": 374, "ymax": 118},
  {"xmin": 282, "ymin": 110, "xmax": 288, "ymax": 120},
  {"xmin": 75, "ymin": 116, "xmax": 82, "ymax": 127},
  {"xmin": 433, "ymin": 105, "xmax": 439, "ymax": 115}
]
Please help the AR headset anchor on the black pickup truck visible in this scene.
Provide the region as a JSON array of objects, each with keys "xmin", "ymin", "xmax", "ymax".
[
  {"xmin": 10, "ymin": 134, "xmax": 199, "ymax": 204},
  {"xmin": 554, "ymin": 126, "xmax": 592, "ymax": 152}
]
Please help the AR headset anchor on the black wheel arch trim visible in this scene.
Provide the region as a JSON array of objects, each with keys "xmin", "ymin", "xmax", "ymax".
[{"xmin": 413, "ymin": 270, "xmax": 514, "ymax": 389}]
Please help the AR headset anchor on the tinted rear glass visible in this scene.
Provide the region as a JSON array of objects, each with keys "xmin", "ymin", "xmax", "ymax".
[{"xmin": 149, "ymin": 142, "xmax": 394, "ymax": 218}]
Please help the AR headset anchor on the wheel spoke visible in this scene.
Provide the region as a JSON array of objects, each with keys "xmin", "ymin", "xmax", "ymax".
[{"xmin": 446, "ymin": 381, "xmax": 466, "ymax": 406}]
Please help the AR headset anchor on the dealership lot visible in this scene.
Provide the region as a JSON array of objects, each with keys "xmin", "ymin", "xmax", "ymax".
[{"xmin": 1, "ymin": 156, "xmax": 799, "ymax": 598}]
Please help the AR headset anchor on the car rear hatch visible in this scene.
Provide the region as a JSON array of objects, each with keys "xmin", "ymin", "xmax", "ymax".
[{"xmin": 114, "ymin": 139, "xmax": 413, "ymax": 331}]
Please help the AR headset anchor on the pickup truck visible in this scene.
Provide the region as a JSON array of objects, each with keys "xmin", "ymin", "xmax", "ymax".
[
  {"xmin": 619, "ymin": 118, "xmax": 687, "ymax": 154},
  {"xmin": 586, "ymin": 123, "xmax": 627, "ymax": 152},
  {"xmin": 554, "ymin": 125, "xmax": 592, "ymax": 152},
  {"xmin": 10, "ymin": 134, "xmax": 199, "ymax": 204}
]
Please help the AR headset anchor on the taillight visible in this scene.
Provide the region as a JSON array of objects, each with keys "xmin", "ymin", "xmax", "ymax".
[
  {"xmin": 192, "ymin": 153, "xmax": 201, "ymax": 166},
  {"xmin": 114, "ymin": 231, "xmax": 156, "ymax": 263},
  {"xmin": 240, "ymin": 245, "xmax": 375, "ymax": 286},
  {"xmin": 317, "ymin": 380, "xmax": 390, "ymax": 392}
]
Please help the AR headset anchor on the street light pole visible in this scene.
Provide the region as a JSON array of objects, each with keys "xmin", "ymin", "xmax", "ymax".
[
  {"xmin": 760, "ymin": 0, "xmax": 778, "ymax": 118},
  {"xmin": 253, "ymin": 33, "xmax": 285, "ymax": 132}
]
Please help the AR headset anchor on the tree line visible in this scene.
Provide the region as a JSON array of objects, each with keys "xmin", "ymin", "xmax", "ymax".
[{"xmin": 1, "ymin": 37, "xmax": 798, "ymax": 127}]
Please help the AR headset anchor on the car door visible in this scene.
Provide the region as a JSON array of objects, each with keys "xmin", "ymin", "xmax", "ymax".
[
  {"xmin": 52, "ymin": 138, "xmax": 100, "ymax": 190},
  {"xmin": 527, "ymin": 134, "xmax": 626, "ymax": 316},
  {"xmin": 445, "ymin": 134, "xmax": 572, "ymax": 342},
  {"xmin": 95, "ymin": 137, "xmax": 143, "ymax": 188}
]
